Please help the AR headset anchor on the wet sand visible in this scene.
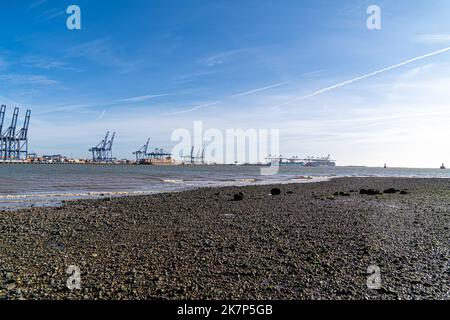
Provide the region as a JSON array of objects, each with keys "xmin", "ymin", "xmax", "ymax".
[{"xmin": 0, "ymin": 177, "xmax": 449, "ymax": 300}]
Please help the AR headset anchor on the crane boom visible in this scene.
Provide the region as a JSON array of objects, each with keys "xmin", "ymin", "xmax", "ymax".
[{"xmin": 0, "ymin": 105, "xmax": 5, "ymax": 134}]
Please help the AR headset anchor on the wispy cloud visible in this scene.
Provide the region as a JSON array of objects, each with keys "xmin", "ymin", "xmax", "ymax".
[
  {"xmin": 200, "ymin": 49, "xmax": 249, "ymax": 67},
  {"xmin": 414, "ymin": 34, "xmax": 450, "ymax": 44},
  {"xmin": 172, "ymin": 71, "xmax": 217, "ymax": 84},
  {"xmin": 0, "ymin": 57, "xmax": 8, "ymax": 70},
  {"xmin": 275, "ymin": 46, "xmax": 450, "ymax": 108},
  {"xmin": 28, "ymin": 0, "xmax": 48, "ymax": 10},
  {"xmin": 39, "ymin": 8, "xmax": 66, "ymax": 20},
  {"xmin": 163, "ymin": 101, "xmax": 221, "ymax": 115},
  {"xmin": 0, "ymin": 74, "xmax": 59, "ymax": 86},
  {"xmin": 118, "ymin": 94, "xmax": 171, "ymax": 103},
  {"xmin": 66, "ymin": 39, "xmax": 140, "ymax": 72},
  {"xmin": 230, "ymin": 81, "xmax": 289, "ymax": 98},
  {"xmin": 165, "ymin": 79, "xmax": 290, "ymax": 115},
  {"xmin": 98, "ymin": 110, "xmax": 106, "ymax": 120},
  {"xmin": 20, "ymin": 55, "xmax": 69, "ymax": 70}
]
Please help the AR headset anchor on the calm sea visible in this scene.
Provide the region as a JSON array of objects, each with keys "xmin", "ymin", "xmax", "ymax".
[{"xmin": 1, "ymin": 164, "xmax": 449, "ymax": 209}]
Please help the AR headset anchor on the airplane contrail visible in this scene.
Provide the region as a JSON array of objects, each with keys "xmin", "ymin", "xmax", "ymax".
[
  {"xmin": 97, "ymin": 109, "xmax": 106, "ymax": 120},
  {"xmin": 230, "ymin": 81, "xmax": 290, "ymax": 98},
  {"xmin": 163, "ymin": 101, "xmax": 221, "ymax": 116},
  {"xmin": 167, "ymin": 81, "xmax": 289, "ymax": 115},
  {"xmin": 276, "ymin": 46, "xmax": 450, "ymax": 107}
]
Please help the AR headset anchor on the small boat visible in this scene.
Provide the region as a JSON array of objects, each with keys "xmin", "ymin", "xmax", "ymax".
[
  {"xmin": 440, "ymin": 163, "xmax": 446, "ymax": 170},
  {"xmin": 384, "ymin": 163, "xmax": 387, "ymax": 169}
]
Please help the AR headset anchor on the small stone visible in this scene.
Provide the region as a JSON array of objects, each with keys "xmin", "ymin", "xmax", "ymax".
[{"xmin": 5, "ymin": 283, "xmax": 16, "ymax": 291}]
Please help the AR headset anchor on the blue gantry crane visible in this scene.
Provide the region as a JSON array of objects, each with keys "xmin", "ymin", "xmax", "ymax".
[
  {"xmin": 133, "ymin": 138, "xmax": 172, "ymax": 164},
  {"xmin": 0, "ymin": 106, "xmax": 31, "ymax": 160},
  {"xmin": 133, "ymin": 137, "xmax": 150, "ymax": 162},
  {"xmin": 89, "ymin": 131, "xmax": 116, "ymax": 162},
  {"xmin": 181, "ymin": 146, "xmax": 205, "ymax": 164}
]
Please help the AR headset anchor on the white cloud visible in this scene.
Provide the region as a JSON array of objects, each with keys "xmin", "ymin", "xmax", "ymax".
[
  {"xmin": 20, "ymin": 55, "xmax": 68, "ymax": 70},
  {"xmin": 200, "ymin": 49, "xmax": 250, "ymax": 66},
  {"xmin": 163, "ymin": 101, "xmax": 221, "ymax": 115},
  {"xmin": 0, "ymin": 74, "xmax": 59, "ymax": 86},
  {"xmin": 414, "ymin": 34, "xmax": 450, "ymax": 44},
  {"xmin": 274, "ymin": 46, "xmax": 450, "ymax": 108},
  {"xmin": 0, "ymin": 57, "xmax": 8, "ymax": 69},
  {"xmin": 28, "ymin": 0, "xmax": 48, "ymax": 10},
  {"xmin": 118, "ymin": 94, "xmax": 171, "ymax": 103},
  {"xmin": 230, "ymin": 81, "xmax": 289, "ymax": 98}
]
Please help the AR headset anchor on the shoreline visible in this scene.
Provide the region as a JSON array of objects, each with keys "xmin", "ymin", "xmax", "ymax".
[
  {"xmin": 0, "ymin": 177, "xmax": 449, "ymax": 300},
  {"xmin": 0, "ymin": 176, "xmax": 328, "ymax": 210},
  {"xmin": 2, "ymin": 174, "xmax": 450, "ymax": 211}
]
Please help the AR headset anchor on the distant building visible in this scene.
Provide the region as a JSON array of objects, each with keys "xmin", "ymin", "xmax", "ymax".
[{"xmin": 41, "ymin": 154, "xmax": 68, "ymax": 163}]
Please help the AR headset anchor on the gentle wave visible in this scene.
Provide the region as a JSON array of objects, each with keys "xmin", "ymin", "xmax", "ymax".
[
  {"xmin": 0, "ymin": 176, "xmax": 330, "ymax": 203},
  {"xmin": 2, "ymin": 164, "xmax": 449, "ymax": 209},
  {"xmin": 161, "ymin": 179, "xmax": 184, "ymax": 184},
  {"xmin": 0, "ymin": 190, "xmax": 158, "ymax": 200}
]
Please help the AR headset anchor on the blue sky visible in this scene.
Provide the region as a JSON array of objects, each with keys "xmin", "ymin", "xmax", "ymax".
[{"xmin": 1, "ymin": 0, "xmax": 450, "ymax": 166}]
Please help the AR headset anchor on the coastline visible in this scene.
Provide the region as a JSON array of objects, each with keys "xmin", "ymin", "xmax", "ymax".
[
  {"xmin": 0, "ymin": 175, "xmax": 328, "ymax": 210},
  {"xmin": 0, "ymin": 177, "xmax": 449, "ymax": 300}
]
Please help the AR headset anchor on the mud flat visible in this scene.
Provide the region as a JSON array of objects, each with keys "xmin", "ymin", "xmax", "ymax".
[{"xmin": 0, "ymin": 177, "xmax": 449, "ymax": 300}]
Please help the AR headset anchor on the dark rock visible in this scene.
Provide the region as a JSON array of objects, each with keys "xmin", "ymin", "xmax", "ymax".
[
  {"xmin": 286, "ymin": 191, "xmax": 294, "ymax": 194},
  {"xmin": 383, "ymin": 188, "xmax": 399, "ymax": 194},
  {"xmin": 400, "ymin": 190, "xmax": 410, "ymax": 195},
  {"xmin": 339, "ymin": 192, "xmax": 350, "ymax": 197},
  {"xmin": 233, "ymin": 193, "xmax": 244, "ymax": 201},
  {"xmin": 360, "ymin": 189, "xmax": 381, "ymax": 195},
  {"xmin": 270, "ymin": 188, "xmax": 281, "ymax": 196}
]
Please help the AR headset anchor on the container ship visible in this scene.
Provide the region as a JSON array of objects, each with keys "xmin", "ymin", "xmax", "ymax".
[{"xmin": 265, "ymin": 154, "xmax": 336, "ymax": 167}]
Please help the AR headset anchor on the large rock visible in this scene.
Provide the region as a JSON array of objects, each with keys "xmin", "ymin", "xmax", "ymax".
[
  {"xmin": 360, "ymin": 189, "xmax": 381, "ymax": 195},
  {"xmin": 383, "ymin": 188, "xmax": 399, "ymax": 194},
  {"xmin": 271, "ymin": 188, "xmax": 281, "ymax": 196},
  {"xmin": 233, "ymin": 192, "xmax": 244, "ymax": 201}
]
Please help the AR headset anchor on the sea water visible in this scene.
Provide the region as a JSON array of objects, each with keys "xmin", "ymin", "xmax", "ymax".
[{"xmin": 1, "ymin": 164, "xmax": 449, "ymax": 209}]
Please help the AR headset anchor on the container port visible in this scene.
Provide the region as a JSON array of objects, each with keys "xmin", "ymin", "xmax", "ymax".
[
  {"xmin": 0, "ymin": 105, "xmax": 338, "ymax": 166},
  {"xmin": 133, "ymin": 138, "xmax": 174, "ymax": 165}
]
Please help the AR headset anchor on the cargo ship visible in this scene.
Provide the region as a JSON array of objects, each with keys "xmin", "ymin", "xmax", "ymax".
[{"xmin": 265, "ymin": 154, "xmax": 336, "ymax": 167}]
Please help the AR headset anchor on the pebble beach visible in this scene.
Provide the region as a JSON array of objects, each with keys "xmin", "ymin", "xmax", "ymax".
[{"xmin": 0, "ymin": 177, "xmax": 449, "ymax": 300}]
